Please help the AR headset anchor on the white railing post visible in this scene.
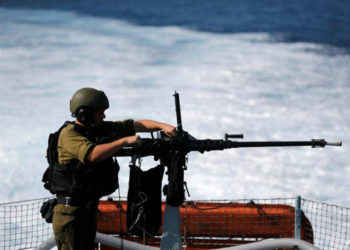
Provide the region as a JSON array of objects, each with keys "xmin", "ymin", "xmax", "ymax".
[{"xmin": 295, "ymin": 195, "xmax": 302, "ymax": 239}]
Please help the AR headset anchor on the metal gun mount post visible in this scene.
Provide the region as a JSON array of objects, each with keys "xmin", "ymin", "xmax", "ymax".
[{"xmin": 160, "ymin": 92, "xmax": 183, "ymax": 250}]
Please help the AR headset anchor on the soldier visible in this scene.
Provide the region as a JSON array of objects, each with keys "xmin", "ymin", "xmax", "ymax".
[{"xmin": 51, "ymin": 87, "xmax": 176, "ymax": 249}]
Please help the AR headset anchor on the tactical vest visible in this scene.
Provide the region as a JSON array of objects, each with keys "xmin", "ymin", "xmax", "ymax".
[{"xmin": 42, "ymin": 122, "xmax": 119, "ymax": 200}]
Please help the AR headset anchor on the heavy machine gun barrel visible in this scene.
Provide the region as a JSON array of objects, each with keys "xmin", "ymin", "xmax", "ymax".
[
  {"xmin": 221, "ymin": 139, "xmax": 342, "ymax": 148},
  {"xmin": 114, "ymin": 92, "xmax": 342, "ymax": 207},
  {"xmin": 115, "ymin": 137, "xmax": 342, "ymax": 158}
]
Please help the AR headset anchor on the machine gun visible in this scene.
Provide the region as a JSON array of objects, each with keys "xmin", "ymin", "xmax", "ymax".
[{"xmin": 116, "ymin": 92, "xmax": 342, "ymax": 207}]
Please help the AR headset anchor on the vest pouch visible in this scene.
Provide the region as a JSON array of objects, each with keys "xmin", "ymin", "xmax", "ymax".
[
  {"xmin": 40, "ymin": 198, "xmax": 57, "ymax": 223},
  {"xmin": 98, "ymin": 160, "xmax": 119, "ymax": 196},
  {"xmin": 42, "ymin": 166, "xmax": 51, "ymax": 191},
  {"xmin": 50, "ymin": 162, "xmax": 81, "ymax": 196},
  {"xmin": 83, "ymin": 159, "xmax": 120, "ymax": 198}
]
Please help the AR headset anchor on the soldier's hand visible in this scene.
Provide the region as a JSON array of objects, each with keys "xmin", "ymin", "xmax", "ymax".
[
  {"xmin": 123, "ymin": 135, "xmax": 141, "ymax": 146},
  {"xmin": 161, "ymin": 124, "xmax": 176, "ymax": 137}
]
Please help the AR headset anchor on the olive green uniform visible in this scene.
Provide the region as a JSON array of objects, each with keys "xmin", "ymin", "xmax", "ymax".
[{"xmin": 52, "ymin": 120, "xmax": 134, "ymax": 250}]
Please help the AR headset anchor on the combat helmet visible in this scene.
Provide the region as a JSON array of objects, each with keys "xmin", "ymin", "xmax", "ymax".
[{"xmin": 70, "ymin": 87, "xmax": 109, "ymax": 123}]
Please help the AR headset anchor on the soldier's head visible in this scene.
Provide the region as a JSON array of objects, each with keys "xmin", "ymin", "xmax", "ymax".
[{"xmin": 70, "ymin": 87, "xmax": 109, "ymax": 125}]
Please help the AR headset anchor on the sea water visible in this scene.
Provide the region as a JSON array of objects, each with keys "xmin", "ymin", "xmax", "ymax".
[{"xmin": 0, "ymin": 0, "xmax": 349, "ymax": 206}]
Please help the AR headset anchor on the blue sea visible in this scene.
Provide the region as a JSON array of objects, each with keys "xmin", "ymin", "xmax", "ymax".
[{"xmin": 0, "ymin": 0, "xmax": 349, "ymax": 206}]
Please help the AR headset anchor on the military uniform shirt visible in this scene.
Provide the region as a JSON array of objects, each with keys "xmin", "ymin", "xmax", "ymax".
[{"xmin": 57, "ymin": 119, "xmax": 135, "ymax": 164}]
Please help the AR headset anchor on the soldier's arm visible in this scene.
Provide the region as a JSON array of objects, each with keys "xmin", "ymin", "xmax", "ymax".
[
  {"xmin": 87, "ymin": 135, "xmax": 140, "ymax": 162},
  {"xmin": 134, "ymin": 120, "xmax": 176, "ymax": 137}
]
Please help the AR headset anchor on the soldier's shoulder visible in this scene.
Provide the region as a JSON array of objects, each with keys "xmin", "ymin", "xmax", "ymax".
[{"xmin": 59, "ymin": 123, "xmax": 79, "ymax": 137}]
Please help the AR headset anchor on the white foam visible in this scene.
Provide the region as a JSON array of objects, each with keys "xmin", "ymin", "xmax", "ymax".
[{"xmin": 0, "ymin": 8, "xmax": 349, "ymax": 206}]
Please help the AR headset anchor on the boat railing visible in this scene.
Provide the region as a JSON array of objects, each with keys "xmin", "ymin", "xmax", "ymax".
[
  {"xmin": 36, "ymin": 233, "xmax": 321, "ymax": 250},
  {"xmin": 0, "ymin": 196, "xmax": 349, "ymax": 250}
]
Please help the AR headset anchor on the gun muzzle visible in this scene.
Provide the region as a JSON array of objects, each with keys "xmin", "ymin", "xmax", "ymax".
[{"xmin": 326, "ymin": 141, "xmax": 342, "ymax": 147}]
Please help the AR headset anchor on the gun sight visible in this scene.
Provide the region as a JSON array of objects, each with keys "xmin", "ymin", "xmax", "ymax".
[{"xmin": 225, "ymin": 133, "xmax": 244, "ymax": 140}]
